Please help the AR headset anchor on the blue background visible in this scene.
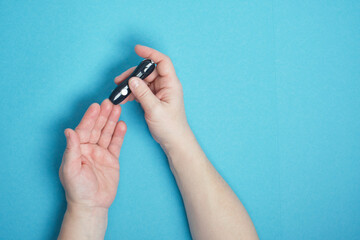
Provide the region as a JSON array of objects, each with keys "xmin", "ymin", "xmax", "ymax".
[{"xmin": 0, "ymin": 1, "xmax": 359, "ymax": 239}]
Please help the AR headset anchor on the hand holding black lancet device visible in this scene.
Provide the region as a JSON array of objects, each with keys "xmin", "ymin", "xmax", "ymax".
[{"xmin": 109, "ymin": 59, "xmax": 156, "ymax": 105}]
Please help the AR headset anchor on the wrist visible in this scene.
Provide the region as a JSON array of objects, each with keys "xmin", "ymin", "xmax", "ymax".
[
  {"xmin": 160, "ymin": 123, "xmax": 194, "ymax": 155},
  {"xmin": 66, "ymin": 202, "xmax": 109, "ymax": 221},
  {"xmin": 59, "ymin": 202, "xmax": 108, "ymax": 240},
  {"xmin": 161, "ymin": 126, "xmax": 205, "ymax": 170}
]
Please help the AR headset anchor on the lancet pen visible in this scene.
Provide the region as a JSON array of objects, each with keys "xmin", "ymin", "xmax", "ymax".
[{"xmin": 109, "ymin": 59, "xmax": 155, "ymax": 104}]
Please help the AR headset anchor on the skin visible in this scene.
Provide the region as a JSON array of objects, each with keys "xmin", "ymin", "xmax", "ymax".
[{"xmin": 58, "ymin": 45, "xmax": 258, "ymax": 240}]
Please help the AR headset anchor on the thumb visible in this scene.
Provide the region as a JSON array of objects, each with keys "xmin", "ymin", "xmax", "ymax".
[
  {"xmin": 64, "ymin": 128, "xmax": 81, "ymax": 164},
  {"xmin": 129, "ymin": 77, "xmax": 160, "ymax": 113}
]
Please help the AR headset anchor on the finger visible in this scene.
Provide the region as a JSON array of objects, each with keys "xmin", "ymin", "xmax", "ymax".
[
  {"xmin": 135, "ymin": 45, "xmax": 176, "ymax": 77},
  {"xmin": 98, "ymin": 105, "xmax": 122, "ymax": 148},
  {"xmin": 120, "ymin": 97, "xmax": 129, "ymax": 104},
  {"xmin": 127, "ymin": 95, "xmax": 135, "ymax": 102},
  {"xmin": 63, "ymin": 128, "xmax": 81, "ymax": 166},
  {"xmin": 149, "ymin": 81, "xmax": 156, "ymax": 93},
  {"xmin": 89, "ymin": 99, "xmax": 113, "ymax": 144},
  {"xmin": 120, "ymin": 94, "xmax": 135, "ymax": 104},
  {"xmin": 143, "ymin": 69, "xmax": 159, "ymax": 83},
  {"xmin": 121, "ymin": 81, "xmax": 153, "ymax": 104},
  {"xmin": 75, "ymin": 103, "xmax": 100, "ymax": 143},
  {"xmin": 114, "ymin": 66, "xmax": 159, "ymax": 85},
  {"xmin": 108, "ymin": 121, "xmax": 127, "ymax": 158},
  {"xmin": 129, "ymin": 77, "xmax": 160, "ymax": 113},
  {"xmin": 114, "ymin": 66, "xmax": 136, "ymax": 84}
]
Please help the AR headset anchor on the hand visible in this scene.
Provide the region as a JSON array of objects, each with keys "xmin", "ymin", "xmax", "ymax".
[
  {"xmin": 59, "ymin": 99, "xmax": 127, "ymax": 210},
  {"xmin": 114, "ymin": 45, "xmax": 190, "ymax": 150}
]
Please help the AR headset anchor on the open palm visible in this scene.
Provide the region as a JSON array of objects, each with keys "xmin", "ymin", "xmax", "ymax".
[{"xmin": 59, "ymin": 100, "xmax": 126, "ymax": 209}]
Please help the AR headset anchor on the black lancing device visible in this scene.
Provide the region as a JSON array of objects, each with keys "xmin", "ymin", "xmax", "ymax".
[{"xmin": 109, "ymin": 59, "xmax": 156, "ymax": 104}]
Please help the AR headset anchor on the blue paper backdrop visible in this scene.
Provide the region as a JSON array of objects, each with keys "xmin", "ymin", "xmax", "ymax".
[{"xmin": 0, "ymin": 1, "xmax": 359, "ymax": 239}]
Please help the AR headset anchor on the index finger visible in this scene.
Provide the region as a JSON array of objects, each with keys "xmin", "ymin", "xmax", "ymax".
[
  {"xmin": 114, "ymin": 66, "xmax": 159, "ymax": 85},
  {"xmin": 134, "ymin": 45, "xmax": 176, "ymax": 77},
  {"xmin": 114, "ymin": 66, "xmax": 136, "ymax": 85}
]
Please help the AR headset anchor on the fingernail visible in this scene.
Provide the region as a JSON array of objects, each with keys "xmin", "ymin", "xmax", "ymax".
[{"xmin": 130, "ymin": 78, "xmax": 139, "ymax": 89}]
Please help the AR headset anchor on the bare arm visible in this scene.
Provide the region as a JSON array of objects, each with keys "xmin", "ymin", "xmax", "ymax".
[
  {"xmin": 164, "ymin": 129, "xmax": 258, "ymax": 240},
  {"xmin": 116, "ymin": 45, "xmax": 258, "ymax": 240}
]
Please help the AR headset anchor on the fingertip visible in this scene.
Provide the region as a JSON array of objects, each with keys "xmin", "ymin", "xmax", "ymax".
[
  {"xmin": 90, "ymin": 102, "xmax": 100, "ymax": 108},
  {"xmin": 89, "ymin": 103, "xmax": 101, "ymax": 115},
  {"xmin": 135, "ymin": 44, "xmax": 144, "ymax": 50},
  {"xmin": 135, "ymin": 44, "xmax": 149, "ymax": 57},
  {"xmin": 116, "ymin": 121, "xmax": 127, "ymax": 140},
  {"xmin": 64, "ymin": 128, "xmax": 80, "ymax": 148},
  {"xmin": 116, "ymin": 121, "xmax": 127, "ymax": 138},
  {"xmin": 101, "ymin": 99, "xmax": 113, "ymax": 111},
  {"xmin": 64, "ymin": 128, "xmax": 71, "ymax": 138},
  {"xmin": 102, "ymin": 98, "xmax": 111, "ymax": 104},
  {"xmin": 66, "ymin": 128, "xmax": 78, "ymax": 139},
  {"xmin": 113, "ymin": 121, "xmax": 127, "ymax": 139},
  {"xmin": 119, "ymin": 121, "xmax": 127, "ymax": 133}
]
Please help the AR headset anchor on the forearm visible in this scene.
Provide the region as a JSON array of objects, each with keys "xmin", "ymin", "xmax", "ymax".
[
  {"xmin": 163, "ymin": 128, "xmax": 258, "ymax": 240},
  {"xmin": 58, "ymin": 203, "xmax": 108, "ymax": 240}
]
